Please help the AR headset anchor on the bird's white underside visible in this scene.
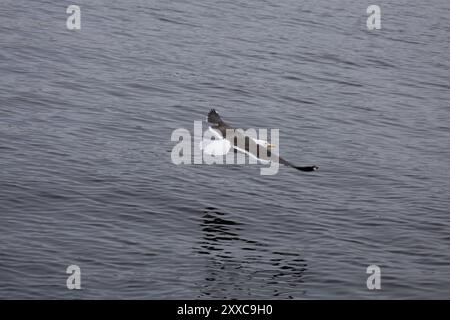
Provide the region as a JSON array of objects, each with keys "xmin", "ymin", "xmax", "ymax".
[{"xmin": 198, "ymin": 126, "xmax": 271, "ymax": 163}]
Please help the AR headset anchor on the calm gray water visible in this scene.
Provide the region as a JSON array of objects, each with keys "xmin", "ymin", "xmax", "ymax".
[{"xmin": 1, "ymin": 0, "xmax": 449, "ymax": 299}]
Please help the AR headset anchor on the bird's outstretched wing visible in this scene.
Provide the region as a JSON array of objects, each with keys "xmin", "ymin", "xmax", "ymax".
[
  {"xmin": 207, "ymin": 109, "xmax": 232, "ymax": 137},
  {"xmin": 207, "ymin": 109, "xmax": 226, "ymax": 125}
]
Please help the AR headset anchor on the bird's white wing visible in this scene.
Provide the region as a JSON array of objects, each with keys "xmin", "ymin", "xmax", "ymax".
[
  {"xmin": 199, "ymin": 139, "xmax": 231, "ymax": 156},
  {"xmin": 208, "ymin": 126, "xmax": 223, "ymax": 139}
]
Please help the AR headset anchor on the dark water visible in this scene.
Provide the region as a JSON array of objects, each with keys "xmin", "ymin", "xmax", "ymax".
[{"xmin": 1, "ymin": 0, "xmax": 449, "ymax": 299}]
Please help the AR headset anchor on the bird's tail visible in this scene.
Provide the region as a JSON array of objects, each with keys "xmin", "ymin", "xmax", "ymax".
[{"xmin": 207, "ymin": 109, "xmax": 223, "ymax": 125}]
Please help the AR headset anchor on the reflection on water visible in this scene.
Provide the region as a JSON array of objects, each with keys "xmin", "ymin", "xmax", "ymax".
[{"xmin": 195, "ymin": 207, "xmax": 308, "ymax": 299}]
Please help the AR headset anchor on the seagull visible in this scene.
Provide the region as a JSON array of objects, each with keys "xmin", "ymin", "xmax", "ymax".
[{"xmin": 200, "ymin": 109, "xmax": 319, "ymax": 172}]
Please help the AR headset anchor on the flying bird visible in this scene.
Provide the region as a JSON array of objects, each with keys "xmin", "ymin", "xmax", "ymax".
[{"xmin": 200, "ymin": 109, "xmax": 319, "ymax": 172}]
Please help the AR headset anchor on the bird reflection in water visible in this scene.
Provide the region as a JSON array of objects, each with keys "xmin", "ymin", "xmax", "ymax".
[{"xmin": 195, "ymin": 206, "xmax": 308, "ymax": 299}]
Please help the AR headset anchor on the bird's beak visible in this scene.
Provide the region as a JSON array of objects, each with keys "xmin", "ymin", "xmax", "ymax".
[{"xmin": 267, "ymin": 144, "xmax": 276, "ymax": 149}]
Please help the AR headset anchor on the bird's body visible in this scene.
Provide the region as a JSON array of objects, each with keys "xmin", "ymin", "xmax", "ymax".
[{"xmin": 203, "ymin": 109, "xmax": 319, "ymax": 172}]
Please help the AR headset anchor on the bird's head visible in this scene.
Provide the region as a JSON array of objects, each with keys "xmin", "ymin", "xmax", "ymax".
[{"xmin": 255, "ymin": 139, "xmax": 276, "ymax": 149}]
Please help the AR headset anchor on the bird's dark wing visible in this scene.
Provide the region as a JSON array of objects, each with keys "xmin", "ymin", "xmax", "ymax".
[
  {"xmin": 207, "ymin": 109, "xmax": 232, "ymax": 137},
  {"xmin": 278, "ymin": 156, "xmax": 319, "ymax": 171}
]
